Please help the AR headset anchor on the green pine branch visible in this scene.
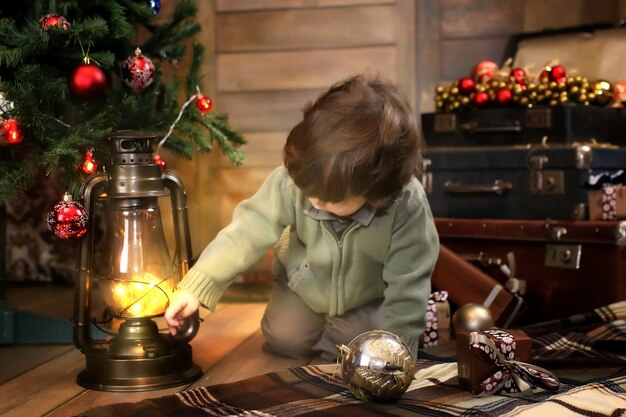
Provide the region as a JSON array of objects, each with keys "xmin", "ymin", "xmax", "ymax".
[{"xmin": 0, "ymin": 0, "xmax": 245, "ymax": 204}]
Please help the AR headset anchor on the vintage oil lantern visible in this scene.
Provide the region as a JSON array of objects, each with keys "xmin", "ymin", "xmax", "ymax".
[{"xmin": 74, "ymin": 130, "xmax": 202, "ymax": 391}]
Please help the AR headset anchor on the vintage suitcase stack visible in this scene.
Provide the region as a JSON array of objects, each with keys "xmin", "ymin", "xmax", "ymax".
[{"xmin": 424, "ymin": 24, "xmax": 626, "ymax": 325}]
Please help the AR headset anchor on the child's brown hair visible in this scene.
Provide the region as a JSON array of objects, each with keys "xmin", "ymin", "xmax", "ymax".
[{"xmin": 283, "ymin": 74, "xmax": 422, "ymax": 207}]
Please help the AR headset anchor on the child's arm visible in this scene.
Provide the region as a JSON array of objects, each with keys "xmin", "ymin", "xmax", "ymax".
[
  {"xmin": 382, "ymin": 198, "xmax": 440, "ymax": 359},
  {"xmin": 172, "ymin": 167, "xmax": 296, "ymax": 315}
]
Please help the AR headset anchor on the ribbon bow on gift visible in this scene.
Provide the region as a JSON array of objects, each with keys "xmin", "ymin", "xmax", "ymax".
[{"xmin": 469, "ymin": 330, "xmax": 560, "ymax": 397}]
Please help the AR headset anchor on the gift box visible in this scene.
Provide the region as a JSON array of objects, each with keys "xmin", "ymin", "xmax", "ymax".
[
  {"xmin": 457, "ymin": 329, "xmax": 559, "ymax": 396},
  {"xmin": 421, "ymin": 291, "xmax": 451, "ymax": 347},
  {"xmin": 588, "ymin": 184, "xmax": 626, "ymax": 221}
]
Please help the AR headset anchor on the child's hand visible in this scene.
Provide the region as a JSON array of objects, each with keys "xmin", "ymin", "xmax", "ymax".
[{"xmin": 164, "ymin": 289, "xmax": 200, "ymax": 336}]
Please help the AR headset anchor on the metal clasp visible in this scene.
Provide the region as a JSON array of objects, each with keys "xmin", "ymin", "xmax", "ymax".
[{"xmin": 529, "ymin": 155, "xmax": 564, "ymax": 195}]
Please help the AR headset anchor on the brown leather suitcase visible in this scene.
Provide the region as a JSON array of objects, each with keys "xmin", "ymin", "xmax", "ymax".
[{"xmin": 435, "ymin": 217, "xmax": 626, "ymax": 324}]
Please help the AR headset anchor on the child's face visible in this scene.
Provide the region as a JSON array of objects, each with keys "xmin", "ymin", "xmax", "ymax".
[{"xmin": 308, "ymin": 195, "xmax": 367, "ymax": 217}]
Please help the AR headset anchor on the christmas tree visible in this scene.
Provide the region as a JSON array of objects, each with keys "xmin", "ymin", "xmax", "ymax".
[{"xmin": 0, "ymin": 0, "xmax": 245, "ymax": 204}]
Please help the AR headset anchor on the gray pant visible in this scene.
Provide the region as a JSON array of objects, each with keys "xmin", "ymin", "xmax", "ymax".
[{"xmin": 260, "ymin": 265, "xmax": 384, "ymax": 361}]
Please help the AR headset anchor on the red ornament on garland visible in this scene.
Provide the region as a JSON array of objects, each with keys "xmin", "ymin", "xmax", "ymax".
[
  {"xmin": 121, "ymin": 48, "xmax": 155, "ymax": 91},
  {"xmin": 81, "ymin": 150, "xmax": 98, "ymax": 174},
  {"xmin": 39, "ymin": 14, "xmax": 70, "ymax": 30},
  {"xmin": 471, "ymin": 60, "xmax": 499, "ymax": 83},
  {"xmin": 196, "ymin": 94, "xmax": 213, "ymax": 114},
  {"xmin": 47, "ymin": 192, "xmax": 89, "ymax": 241},
  {"xmin": 2, "ymin": 118, "xmax": 22, "ymax": 144},
  {"xmin": 153, "ymin": 154, "xmax": 167, "ymax": 171},
  {"xmin": 472, "ymin": 91, "xmax": 490, "ymax": 107},
  {"xmin": 613, "ymin": 81, "xmax": 626, "ymax": 107},
  {"xmin": 68, "ymin": 59, "xmax": 107, "ymax": 100},
  {"xmin": 496, "ymin": 88, "xmax": 513, "ymax": 106},
  {"xmin": 511, "ymin": 68, "xmax": 526, "ymax": 84},
  {"xmin": 539, "ymin": 66, "xmax": 553, "ymax": 81},
  {"xmin": 457, "ymin": 77, "xmax": 476, "ymax": 95},
  {"xmin": 549, "ymin": 65, "xmax": 566, "ymax": 83}
]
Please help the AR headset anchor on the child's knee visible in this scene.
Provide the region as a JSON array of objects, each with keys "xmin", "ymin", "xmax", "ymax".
[{"xmin": 261, "ymin": 327, "xmax": 315, "ymax": 359}]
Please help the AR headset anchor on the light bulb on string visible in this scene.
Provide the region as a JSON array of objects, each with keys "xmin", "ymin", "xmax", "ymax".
[
  {"xmin": 196, "ymin": 94, "xmax": 212, "ymax": 114},
  {"xmin": 81, "ymin": 150, "xmax": 98, "ymax": 174},
  {"xmin": 2, "ymin": 118, "xmax": 22, "ymax": 144}
]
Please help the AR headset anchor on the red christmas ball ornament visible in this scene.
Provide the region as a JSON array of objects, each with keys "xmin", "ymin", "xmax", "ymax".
[
  {"xmin": 47, "ymin": 192, "xmax": 89, "ymax": 241},
  {"xmin": 472, "ymin": 91, "xmax": 490, "ymax": 107},
  {"xmin": 511, "ymin": 68, "xmax": 526, "ymax": 84},
  {"xmin": 153, "ymin": 154, "xmax": 167, "ymax": 171},
  {"xmin": 496, "ymin": 88, "xmax": 513, "ymax": 106},
  {"xmin": 1, "ymin": 118, "xmax": 22, "ymax": 144},
  {"xmin": 39, "ymin": 14, "xmax": 70, "ymax": 30},
  {"xmin": 121, "ymin": 48, "xmax": 155, "ymax": 91},
  {"xmin": 550, "ymin": 65, "xmax": 566, "ymax": 82},
  {"xmin": 68, "ymin": 61, "xmax": 107, "ymax": 100},
  {"xmin": 471, "ymin": 60, "xmax": 499, "ymax": 83},
  {"xmin": 457, "ymin": 77, "xmax": 476, "ymax": 95},
  {"xmin": 613, "ymin": 80, "xmax": 626, "ymax": 107},
  {"xmin": 196, "ymin": 94, "xmax": 213, "ymax": 114},
  {"xmin": 81, "ymin": 151, "xmax": 98, "ymax": 174}
]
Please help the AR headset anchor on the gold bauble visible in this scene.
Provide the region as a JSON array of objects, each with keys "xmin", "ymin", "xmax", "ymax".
[
  {"xmin": 338, "ymin": 330, "xmax": 415, "ymax": 402},
  {"xmin": 452, "ymin": 303, "xmax": 495, "ymax": 334},
  {"xmin": 593, "ymin": 80, "xmax": 613, "ymax": 106}
]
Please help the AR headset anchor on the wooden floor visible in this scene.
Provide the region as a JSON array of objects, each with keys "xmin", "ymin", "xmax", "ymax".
[{"xmin": 0, "ymin": 285, "xmax": 323, "ymax": 417}]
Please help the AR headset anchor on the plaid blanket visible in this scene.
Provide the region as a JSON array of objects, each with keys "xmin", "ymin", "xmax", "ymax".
[
  {"xmin": 78, "ymin": 361, "xmax": 626, "ymax": 417},
  {"xmin": 527, "ymin": 301, "xmax": 626, "ymax": 368},
  {"xmin": 79, "ymin": 302, "xmax": 626, "ymax": 417}
]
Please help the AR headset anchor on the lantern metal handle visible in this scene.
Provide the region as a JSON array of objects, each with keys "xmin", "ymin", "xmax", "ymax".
[
  {"xmin": 75, "ymin": 172, "xmax": 109, "ymax": 354},
  {"xmin": 164, "ymin": 171, "xmax": 199, "ymax": 343}
]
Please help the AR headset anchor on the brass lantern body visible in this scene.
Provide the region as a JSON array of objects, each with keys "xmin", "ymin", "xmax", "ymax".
[{"xmin": 74, "ymin": 131, "xmax": 201, "ymax": 391}]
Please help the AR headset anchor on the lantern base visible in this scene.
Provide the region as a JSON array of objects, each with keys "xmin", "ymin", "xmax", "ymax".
[
  {"xmin": 77, "ymin": 355, "xmax": 202, "ymax": 392},
  {"xmin": 77, "ymin": 318, "xmax": 202, "ymax": 392}
]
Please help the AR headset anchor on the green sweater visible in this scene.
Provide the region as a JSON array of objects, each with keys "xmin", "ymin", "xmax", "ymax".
[{"xmin": 178, "ymin": 166, "xmax": 440, "ymax": 356}]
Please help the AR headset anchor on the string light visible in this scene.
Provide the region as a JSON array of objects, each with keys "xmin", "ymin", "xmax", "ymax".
[{"xmin": 156, "ymin": 86, "xmax": 212, "ymax": 154}]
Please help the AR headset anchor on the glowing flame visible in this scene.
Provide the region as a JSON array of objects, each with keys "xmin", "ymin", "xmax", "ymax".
[{"xmin": 108, "ymin": 272, "xmax": 173, "ymax": 318}]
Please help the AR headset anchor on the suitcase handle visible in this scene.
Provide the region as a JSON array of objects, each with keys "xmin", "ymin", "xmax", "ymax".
[
  {"xmin": 444, "ymin": 180, "xmax": 513, "ymax": 195},
  {"xmin": 461, "ymin": 121, "xmax": 521, "ymax": 134}
]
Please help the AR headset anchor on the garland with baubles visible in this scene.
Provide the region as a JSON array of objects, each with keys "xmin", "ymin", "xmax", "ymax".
[{"xmin": 435, "ymin": 59, "xmax": 626, "ymax": 112}]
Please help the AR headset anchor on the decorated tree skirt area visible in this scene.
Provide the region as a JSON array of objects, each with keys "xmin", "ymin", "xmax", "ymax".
[{"xmin": 78, "ymin": 302, "xmax": 626, "ymax": 417}]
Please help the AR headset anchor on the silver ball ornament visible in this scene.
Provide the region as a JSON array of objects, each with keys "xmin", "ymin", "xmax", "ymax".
[
  {"xmin": 452, "ymin": 303, "xmax": 495, "ymax": 334},
  {"xmin": 337, "ymin": 330, "xmax": 415, "ymax": 402}
]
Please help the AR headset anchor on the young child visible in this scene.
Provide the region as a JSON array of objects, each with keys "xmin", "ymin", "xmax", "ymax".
[{"xmin": 164, "ymin": 74, "xmax": 440, "ymax": 361}]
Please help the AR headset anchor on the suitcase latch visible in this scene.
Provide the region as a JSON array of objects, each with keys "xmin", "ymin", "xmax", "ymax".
[
  {"xmin": 528, "ymin": 155, "xmax": 564, "ymax": 195},
  {"xmin": 545, "ymin": 244, "xmax": 582, "ymax": 269}
]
